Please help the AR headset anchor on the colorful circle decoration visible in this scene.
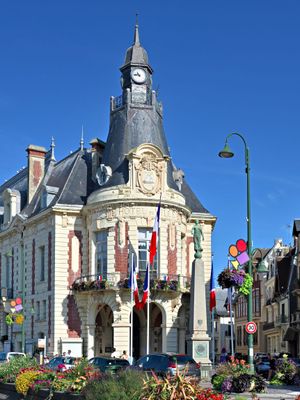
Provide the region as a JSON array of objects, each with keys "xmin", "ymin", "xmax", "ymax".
[
  {"xmin": 16, "ymin": 298, "xmax": 22, "ymax": 305},
  {"xmin": 228, "ymin": 238, "xmax": 250, "ymax": 267},
  {"xmin": 10, "ymin": 300, "xmax": 16, "ymax": 307}
]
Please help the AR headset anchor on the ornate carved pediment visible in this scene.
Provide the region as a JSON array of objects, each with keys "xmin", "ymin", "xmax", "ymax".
[{"xmin": 126, "ymin": 143, "xmax": 170, "ymax": 196}]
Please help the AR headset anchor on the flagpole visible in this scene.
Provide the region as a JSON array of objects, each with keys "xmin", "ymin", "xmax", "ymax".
[
  {"xmin": 146, "ymin": 261, "xmax": 150, "ymax": 354},
  {"xmin": 130, "ymin": 253, "xmax": 134, "ymax": 364},
  {"xmin": 211, "ymin": 308, "xmax": 215, "ymax": 365},
  {"xmin": 229, "ymin": 286, "xmax": 234, "ymax": 356}
]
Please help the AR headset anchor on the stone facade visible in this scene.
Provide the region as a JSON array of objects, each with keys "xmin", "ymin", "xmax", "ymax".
[{"xmin": 0, "ymin": 24, "xmax": 216, "ymax": 359}]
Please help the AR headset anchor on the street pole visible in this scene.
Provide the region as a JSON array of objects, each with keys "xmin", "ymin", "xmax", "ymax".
[
  {"xmin": 219, "ymin": 132, "xmax": 254, "ymax": 373},
  {"xmin": 21, "ymin": 240, "xmax": 25, "ymax": 353}
]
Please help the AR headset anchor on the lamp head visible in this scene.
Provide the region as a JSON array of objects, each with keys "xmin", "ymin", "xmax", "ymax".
[
  {"xmin": 256, "ymin": 259, "xmax": 269, "ymax": 275},
  {"xmin": 218, "ymin": 142, "xmax": 234, "ymax": 158}
]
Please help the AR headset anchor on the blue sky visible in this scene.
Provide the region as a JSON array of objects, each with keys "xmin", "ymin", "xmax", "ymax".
[{"xmin": 1, "ymin": 1, "xmax": 300, "ymax": 275}]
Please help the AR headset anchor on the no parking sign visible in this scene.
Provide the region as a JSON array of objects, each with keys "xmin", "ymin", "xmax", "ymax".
[{"xmin": 245, "ymin": 321, "xmax": 257, "ymax": 334}]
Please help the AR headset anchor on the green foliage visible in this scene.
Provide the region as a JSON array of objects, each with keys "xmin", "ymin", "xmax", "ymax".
[
  {"xmin": 211, "ymin": 374, "xmax": 226, "ymax": 390},
  {"xmin": 239, "ymin": 273, "xmax": 253, "ymax": 295},
  {"xmin": 0, "ymin": 356, "xmax": 37, "ymax": 383},
  {"xmin": 83, "ymin": 370, "xmax": 144, "ymax": 400}
]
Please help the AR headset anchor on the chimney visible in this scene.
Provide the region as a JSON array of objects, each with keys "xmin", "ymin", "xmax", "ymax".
[
  {"xmin": 26, "ymin": 145, "xmax": 47, "ymax": 203},
  {"xmin": 90, "ymin": 138, "xmax": 105, "ymax": 182}
]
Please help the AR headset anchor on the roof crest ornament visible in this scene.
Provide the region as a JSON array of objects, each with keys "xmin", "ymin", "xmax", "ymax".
[
  {"xmin": 50, "ymin": 137, "xmax": 56, "ymax": 161},
  {"xmin": 80, "ymin": 125, "xmax": 84, "ymax": 151}
]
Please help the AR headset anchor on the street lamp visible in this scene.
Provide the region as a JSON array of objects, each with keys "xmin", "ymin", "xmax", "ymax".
[{"xmin": 218, "ymin": 132, "xmax": 255, "ymax": 372}]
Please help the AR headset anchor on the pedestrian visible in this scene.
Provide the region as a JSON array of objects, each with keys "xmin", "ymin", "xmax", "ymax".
[
  {"xmin": 111, "ymin": 347, "xmax": 120, "ymax": 358},
  {"xmin": 121, "ymin": 350, "xmax": 128, "ymax": 360},
  {"xmin": 268, "ymin": 355, "xmax": 276, "ymax": 381},
  {"xmin": 220, "ymin": 347, "xmax": 227, "ymax": 363}
]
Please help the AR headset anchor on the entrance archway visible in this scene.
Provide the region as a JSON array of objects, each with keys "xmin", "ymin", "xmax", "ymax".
[
  {"xmin": 132, "ymin": 303, "xmax": 163, "ymax": 358},
  {"xmin": 94, "ymin": 304, "xmax": 113, "ymax": 356}
]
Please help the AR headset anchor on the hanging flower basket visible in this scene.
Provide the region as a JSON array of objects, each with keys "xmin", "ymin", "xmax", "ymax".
[{"xmin": 217, "ymin": 268, "xmax": 246, "ymax": 289}]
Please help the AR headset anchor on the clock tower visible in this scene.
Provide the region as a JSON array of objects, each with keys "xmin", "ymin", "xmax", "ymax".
[{"xmin": 120, "ymin": 22, "xmax": 153, "ymax": 104}]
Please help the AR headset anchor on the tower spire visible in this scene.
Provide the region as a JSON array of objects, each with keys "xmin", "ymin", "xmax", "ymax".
[{"xmin": 134, "ymin": 13, "xmax": 140, "ymax": 45}]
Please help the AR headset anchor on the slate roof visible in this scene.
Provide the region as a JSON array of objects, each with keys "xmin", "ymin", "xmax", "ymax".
[{"xmin": 0, "ymin": 24, "xmax": 211, "ymax": 220}]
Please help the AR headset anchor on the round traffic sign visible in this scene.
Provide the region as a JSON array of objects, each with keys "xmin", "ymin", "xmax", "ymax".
[{"xmin": 245, "ymin": 321, "xmax": 257, "ymax": 334}]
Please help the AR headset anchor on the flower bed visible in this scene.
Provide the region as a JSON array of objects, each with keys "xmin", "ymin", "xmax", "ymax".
[
  {"xmin": 270, "ymin": 354, "xmax": 298, "ymax": 385},
  {"xmin": 211, "ymin": 357, "xmax": 266, "ymax": 394}
]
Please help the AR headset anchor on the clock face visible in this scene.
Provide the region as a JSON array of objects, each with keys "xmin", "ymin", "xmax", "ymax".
[{"xmin": 131, "ymin": 68, "xmax": 146, "ymax": 84}]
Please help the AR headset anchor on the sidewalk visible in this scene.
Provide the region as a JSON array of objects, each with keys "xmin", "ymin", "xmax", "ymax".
[{"xmin": 201, "ymin": 381, "xmax": 300, "ymax": 399}]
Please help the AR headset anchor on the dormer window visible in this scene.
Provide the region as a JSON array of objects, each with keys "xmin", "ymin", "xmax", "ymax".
[
  {"xmin": 40, "ymin": 185, "xmax": 59, "ymax": 209},
  {"xmin": 2, "ymin": 189, "xmax": 20, "ymax": 224}
]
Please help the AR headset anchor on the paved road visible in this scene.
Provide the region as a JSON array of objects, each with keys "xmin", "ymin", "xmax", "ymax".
[{"xmin": 201, "ymin": 381, "xmax": 300, "ymax": 399}]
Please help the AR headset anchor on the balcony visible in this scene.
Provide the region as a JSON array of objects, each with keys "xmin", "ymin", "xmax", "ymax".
[
  {"xmin": 275, "ymin": 314, "xmax": 289, "ymax": 326},
  {"xmin": 71, "ymin": 272, "xmax": 191, "ymax": 294},
  {"xmin": 263, "ymin": 321, "xmax": 275, "ymax": 331}
]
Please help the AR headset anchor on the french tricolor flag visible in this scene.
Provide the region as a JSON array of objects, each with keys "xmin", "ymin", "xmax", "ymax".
[
  {"xmin": 141, "ymin": 263, "xmax": 149, "ymax": 307},
  {"xmin": 149, "ymin": 204, "xmax": 161, "ymax": 266},
  {"xmin": 210, "ymin": 260, "xmax": 216, "ymax": 312},
  {"xmin": 129, "ymin": 258, "xmax": 139, "ymax": 306}
]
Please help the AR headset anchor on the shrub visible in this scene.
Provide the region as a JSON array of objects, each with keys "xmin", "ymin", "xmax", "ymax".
[
  {"xmin": 139, "ymin": 371, "xmax": 202, "ymax": 400},
  {"xmin": 211, "ymin": 374, "xmax": 226, "ymax": 390},
  {"xmin": 0, "ymin": 356, "xmax": 37, "ymax": 383},
  {"xmin": 83, "ymin": 370, "xmax": 144, "ymax": 400}
]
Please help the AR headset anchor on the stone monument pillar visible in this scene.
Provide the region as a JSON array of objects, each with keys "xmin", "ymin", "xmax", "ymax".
[{"xmin": 188, "ymin": 221, "xmax": 211, "ymax": 371}]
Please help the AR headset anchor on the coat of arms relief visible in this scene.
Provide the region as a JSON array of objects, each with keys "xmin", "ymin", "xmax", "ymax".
[{"xmin": 126, "ymin": 144, "xmax": 169, "ymax": 196}]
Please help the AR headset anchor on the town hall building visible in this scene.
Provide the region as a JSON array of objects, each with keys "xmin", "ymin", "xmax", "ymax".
[{"xmin": 0, "ymin": 23, "xmax": 216, "ymax": 358}]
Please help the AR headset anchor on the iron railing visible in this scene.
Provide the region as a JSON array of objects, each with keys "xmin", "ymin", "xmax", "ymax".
[{"xmin": 71, "ymin": 272, "xmax": 191, "ymax": 293}]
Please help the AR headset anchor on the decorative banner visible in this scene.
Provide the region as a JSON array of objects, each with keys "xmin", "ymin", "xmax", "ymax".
[
  {"xmin": 10, "ymin": 300, "xmax": 16, "ymax": 308},
  {"xmin": 15, "ymin": 304, "xmax": 23, "ymax": 312},
  {"xmin": 228, "ymin": 239, "xmax": 250, "ymax": 266},
  {"xmin": 16, "ymin": 298, "xmax": 22, "ymax": 305}
]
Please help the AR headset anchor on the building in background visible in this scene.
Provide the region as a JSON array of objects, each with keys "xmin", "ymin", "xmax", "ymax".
[{"xmin": 0, "ymin": 24, "xmax": 216, "ymax": 357}]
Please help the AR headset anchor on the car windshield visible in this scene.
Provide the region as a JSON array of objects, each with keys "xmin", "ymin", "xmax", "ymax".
[
  {"xmin": 171, "ymin": 355, "xmax": 196, "ymax": 364},
  {"xmin": 258, "ymin": 357, "xmax": 270, "ymax": 363}
]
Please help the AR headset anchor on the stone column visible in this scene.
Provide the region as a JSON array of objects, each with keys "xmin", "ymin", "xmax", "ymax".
[
  {"xmin": 188, "ymin": 259, "xmax": 211, "ymax": 367},
  {"xmin": 86, "ymin": 324, "xmax": 95, "ymax": 360}
]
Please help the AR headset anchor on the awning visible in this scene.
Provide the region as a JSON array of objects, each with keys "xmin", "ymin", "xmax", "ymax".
[{"xmin": 283, "ymin": 327, "xmax": 298, "ymax": 341}]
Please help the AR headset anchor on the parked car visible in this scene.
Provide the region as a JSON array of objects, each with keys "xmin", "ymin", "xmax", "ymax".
[
  {"xmin": 255, "ymin": 356, "xmax": 270, "ymax": 377},
  {"xmin": 47, "ymin": 356, "xmax": 76, "ymax": 371},
  {"xmin": 254, "ymin": 352, "xmax": 268, "ymax": 361},
  {"xmin": 291, "ymin": 358, "xmax": 300, "ymax": 374},
  {"xmin": 134, "ymin": 353, "xmax": 201, "ymax": 378},
  {"xmin": 0, "ymin": 352, "xmax": 26, "ymax": 363},
  {"xmin": 89, "ymin": 357, "xmax": 129, "ymax": 374}
]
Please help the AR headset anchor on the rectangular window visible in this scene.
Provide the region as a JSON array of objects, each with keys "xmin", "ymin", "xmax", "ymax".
[
  {"xmin": 138, "ymin": 228, "xmax": 158, "ymax": 277},
  {"xmin": 42, "ymin": 300, "xmax": 46, "ymax": 320},
  {"xmin": 243, "ymin": 326, "xmax": 247, "ymax": 345},
  {"xmin": 96, "ymin": 231, "xmax": 108, "ymax": 277},
  {"xmin": 36, "ymin": 301, "xmax": 40, "ymax": 321},
  {"xmin": 237, "ymin": 326, "xmax": 242, "ymax": 346},
  {"xmin": 253, "ymin": 331, "xmax": 258, "ymax": 345},
  {"xmin": 5, "ymin": 255, "xmax": 11, "ymax": 289},
  {"xmin": 40, "ymin": 246, "xmax": 45, "ymax": 281}
]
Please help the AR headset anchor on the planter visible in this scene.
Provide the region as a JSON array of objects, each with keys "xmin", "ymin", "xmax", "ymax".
[
  {"xmin": 53, "ymin": 392, "xmax": 85, "ymax": 400},
  {"xmin": 0, "ymin": 382, "xmax": 23, "ymax": 399},
  {"xmin": 26, "ymin": 388, "xmax": 51, "ymax": 400}
]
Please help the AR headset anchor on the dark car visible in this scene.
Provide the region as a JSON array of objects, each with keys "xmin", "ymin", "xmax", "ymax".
[
  {"xmin": 89, "ymin": 357, "xmax": 129, "ymax": 374},
  {"xmin": 255, "ymin": 356, "xmax": 270, "ymax": 377},
  {"xmin": 47, "ymin": 356, "xmax": 76, "ymax": 371},
  {"xmin": 134, "ymin": 353, "xmax": 201, "ymax": 378}
]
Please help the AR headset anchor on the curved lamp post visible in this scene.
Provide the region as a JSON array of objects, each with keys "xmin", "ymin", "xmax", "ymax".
[{"xmin": 218, "ymin": 132, "xmax": 255, "ymax": 372}]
